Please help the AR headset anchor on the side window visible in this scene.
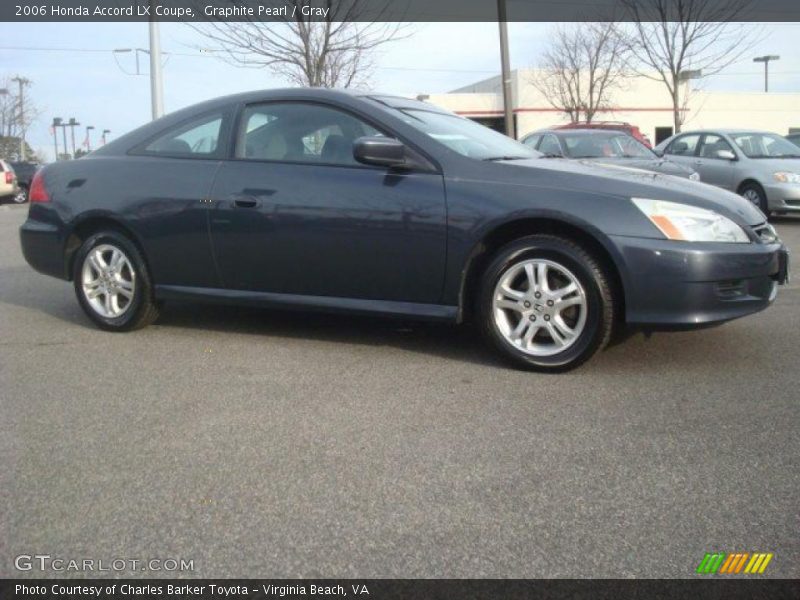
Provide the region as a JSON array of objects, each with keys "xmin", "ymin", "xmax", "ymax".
[
  {"xmin": 236, "ymin": 102, "xmax": 385, "ymax": 166},
  {"xmin": 698, "ymin": 134, "xmax": 734, "ymax": 159},
  {"xmin": 666, "ymin": 134, "xmax": 700, "ymax": 156},
  {"xmin": 538, "ymin": 134, "xmax": 562, "ymax": 156},
  {"xmin": 142, "ymin": 113, "xmax": 223, "ymax": 157},
  {"xmin": 522, "ymin": 134, "xmax": 541, "ymax": 148}
]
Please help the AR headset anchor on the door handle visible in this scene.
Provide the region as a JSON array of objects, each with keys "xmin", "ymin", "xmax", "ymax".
[{"xmin": 232, "ymin": 196, "xmax": 261, "ymax": 209}]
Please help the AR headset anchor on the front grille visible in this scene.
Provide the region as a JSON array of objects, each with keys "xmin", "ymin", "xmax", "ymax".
[{"xmin": 752, "ymin": 222, "xmax": 779, "ymax": 244}]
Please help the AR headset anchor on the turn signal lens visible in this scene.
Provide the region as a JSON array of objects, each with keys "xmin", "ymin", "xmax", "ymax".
[
  {"xmin": 632, "ymin": 198, "xmax": 749, "ymax": 243},
  {"xmin": 29, "ymin": 170, "xmax": 50, "ymax": 203}
]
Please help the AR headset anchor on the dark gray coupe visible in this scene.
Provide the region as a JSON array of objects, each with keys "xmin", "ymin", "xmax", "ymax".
[{"xmin": 20, "ymin": 89, "xmax": 789, "ymax": 371}]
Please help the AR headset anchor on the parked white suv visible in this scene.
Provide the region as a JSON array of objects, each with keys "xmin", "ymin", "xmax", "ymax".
[{"xmin": 0, "ymin": 159, "xmax": 25, "ymax": 203}]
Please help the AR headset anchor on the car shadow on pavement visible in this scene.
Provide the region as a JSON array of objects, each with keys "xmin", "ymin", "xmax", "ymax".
[{"xmin": 153, "ymin": 302, "xmax": 508, "ymax": 368}]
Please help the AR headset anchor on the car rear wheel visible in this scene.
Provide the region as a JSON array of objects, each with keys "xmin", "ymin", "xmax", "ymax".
[
  {"xmin": 12, "ymin": 187, "xmax": 27, "ymax": 203},
  {"xmin": 478, "ymin": 235, "xmax": 615, "ymax": 372},
  {"xmin": 740, "ymin": 182, "xmax": 769, "ymax": 217},
  {"xmin": 73, "ymin": 230, "xmax": 160, "ymax": 331}
]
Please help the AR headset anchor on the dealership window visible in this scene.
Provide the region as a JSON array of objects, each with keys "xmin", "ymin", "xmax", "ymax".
[
  {"xmin": 142, "ymin": 113, "xmax": 224, "ymax": 157},
  {"xmin": 236, "ymin": 103, "xmax": 384, "ymax": 166}
]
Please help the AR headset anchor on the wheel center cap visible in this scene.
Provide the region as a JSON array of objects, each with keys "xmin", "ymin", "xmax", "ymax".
[{"xmin": 533, "ymin": 303, "xmax": 545, "ymax": 313}]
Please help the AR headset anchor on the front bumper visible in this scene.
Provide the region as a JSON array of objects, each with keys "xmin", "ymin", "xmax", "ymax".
[
  {"xmin": 611, "ymin": 235, "xmax": 788, "ymax": 327},
  {"xmin": 765, "ymin": 182, "xmax": 800, "ymax": 212}
]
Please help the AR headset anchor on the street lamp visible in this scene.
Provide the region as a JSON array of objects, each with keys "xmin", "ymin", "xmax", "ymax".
[
  {"xmin": 67, "ymin": 118, "xmax": 80, "ymax": 157},
  {"xmin": 753, "ymin": 55, "xmax": 780, "ymax": 92},
  {"xmin": 52, "ymin": 117, "xmax": 63, "ymax": 161},
  {"xmin": 101, "ymin": 129, "xmax": 111, "ymax": 145},
  {"xmin": 85, "ymin": 125, "xmax": 95, "ymax": 152}
]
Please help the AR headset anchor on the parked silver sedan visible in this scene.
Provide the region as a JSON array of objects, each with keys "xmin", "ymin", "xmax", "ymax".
[{"xmin": 654, "ymin": 129, "xmax": 800, "ymax": 217}]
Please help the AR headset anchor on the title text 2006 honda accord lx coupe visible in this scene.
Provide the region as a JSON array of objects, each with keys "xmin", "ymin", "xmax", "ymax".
[{"xmin": 20, "ymin": 89, "xmax": 790, "ymax": 371}]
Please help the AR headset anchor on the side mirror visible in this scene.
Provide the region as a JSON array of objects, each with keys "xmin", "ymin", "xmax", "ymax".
[
  {"xmin": 717, "ymin": 149, "xmax": 736, "ymax": 161},
  {"xmin": 652, "ymin": 148, "xmax": 664, "ymax": 157},
  {"xmin": 353, "ymin": 137, "xmax": 407, "ymax": 168}
]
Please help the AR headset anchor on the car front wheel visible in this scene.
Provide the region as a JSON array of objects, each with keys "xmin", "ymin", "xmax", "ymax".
[
  {"xmin": 73, "ymin": 230, "xmax": 160, "ymax": 331},
  {"xmin": 478, "ymin": 235, "xmax": 615, "ymax": 372},
  {"xmin": 740, "ymin": 182, "xmax": 769, "ymax": 217}
]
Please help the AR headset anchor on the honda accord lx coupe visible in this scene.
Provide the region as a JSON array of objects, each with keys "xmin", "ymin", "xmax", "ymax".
[{"xmin": 20, "ymin": 89, "xmax": 790, "ymax": 371}]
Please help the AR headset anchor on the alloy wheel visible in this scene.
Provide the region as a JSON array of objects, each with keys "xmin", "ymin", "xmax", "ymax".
[
  {"xmin": 81, "ymin": 244, "xmax": 136, "ymax": 318},
  {"xmin": 492, "ymin": 258, "xmax": 588, "ymax": 357}
]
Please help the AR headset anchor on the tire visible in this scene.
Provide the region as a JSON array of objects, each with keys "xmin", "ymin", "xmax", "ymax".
[
  {"xmin": 477, "ymin": 235, "xmax": 615, "ymax": 372},
  {"xmin": 72, "ymin": 230, "xmax": 160, "ymax": 331},
  {"xmin": 739, "ymin": 182, "xmax": 770, "ymax": 218}
]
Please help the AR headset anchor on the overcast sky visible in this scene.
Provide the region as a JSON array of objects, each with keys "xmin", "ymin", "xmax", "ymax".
[{"xmin": 1, "ymin": 21, "xmax": 799, "ymax": 161}]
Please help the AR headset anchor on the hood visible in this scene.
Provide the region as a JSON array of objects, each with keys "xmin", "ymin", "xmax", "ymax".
[
  {"xmin": 492, "ymin": 157, "xmax": 766, "ymax": 226},
  {"xmin": 581, "ymin": 157, "xmax": 694, "ymax": 178}
]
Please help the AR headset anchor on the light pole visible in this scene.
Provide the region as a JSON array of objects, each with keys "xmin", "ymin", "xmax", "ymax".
[
  {"xmin": 753, "ymin": 55, "xmax": 780, "ymax": 92},
  {"xmin": 497, "ymin": 0, "xmax": 514, "ymax": 138},
  {"xmin": 113, "ymin": 48, "xmax": 150, "ymax": 75},
  {"xmin": 149, "ymin": 0, "xmax": 164, "ymax": 120},
  {"xmin": 101, "ymin": 129, "xmax": 111, "ymax": 145},
  {"xmin": 67, "ymin": 118, "xmax": 80, "ymax": 157},
  {"xmin": 59, "ymin": 123, "xmax": 68, "ymax": 159},
  {"xmin": 85, "ymin": 125, "xmax": 95, "ymax": 152},
  {"xmin": 11, "ymin": 76, "xmax": 31, "ymax": 161},
  {"xmin": 52, "ymin": 117, "xmax": 62, "ymax": 161}
]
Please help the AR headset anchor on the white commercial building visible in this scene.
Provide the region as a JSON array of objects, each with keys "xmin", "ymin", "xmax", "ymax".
[{"xmin": 424, "ymin": 69, "xmax": 800, "ymax": 145}]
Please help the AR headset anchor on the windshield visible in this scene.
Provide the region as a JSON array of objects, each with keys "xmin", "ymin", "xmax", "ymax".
[
  {"xmin": 562, "ymin": 133, "xmax": 655, "ymax": 159},
  {"xmin": 730, "ymin": 132, "xmax": 800, "ymax": 158},
  {"xmin": 394, "ymin": 109, "xmax": 538, "ymax": 161}
]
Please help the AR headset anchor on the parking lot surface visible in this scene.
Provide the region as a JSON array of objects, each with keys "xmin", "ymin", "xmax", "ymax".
[{"xmin": 1, "ymin": 203, "xmax": 798, "ymax": 578}]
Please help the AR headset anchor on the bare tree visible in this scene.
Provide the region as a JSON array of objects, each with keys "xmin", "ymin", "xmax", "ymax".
[
  {"xmin": 189, "ymin": 1, "xmax": 407, "ymax": 88},
  {"xmin": 621, "ymin": 0, "xmax": 759, "ymax": 132},
  {"xmin": 530, "ymin": 22, "xmax": 630, "ymax": 124}
]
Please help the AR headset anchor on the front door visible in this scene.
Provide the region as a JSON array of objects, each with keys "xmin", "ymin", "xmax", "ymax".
[
  {"xmin": 694, "ymin": 134, "xmax": 736, "ymax": 190},
  {"xmin": 208, "ymin": 101, "xmax": 447, "ymax": 304}
]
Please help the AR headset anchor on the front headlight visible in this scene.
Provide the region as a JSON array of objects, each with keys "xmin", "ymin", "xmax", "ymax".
[
  {"xmin": 774, "ymin": 171, "xmax": 800, "ymax": 184},
  {"xmin": 689, "ymin": 171, "xmax": 701, "ymax": 181},
  {"xmin": 632, "ymin": 198, "xmax": 749, "ymax": 243}
]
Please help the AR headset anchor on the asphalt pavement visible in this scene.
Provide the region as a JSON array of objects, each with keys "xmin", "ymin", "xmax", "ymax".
[{"xmin": 1, "ymin": 203, "xmax": 798, "ymax": 578}]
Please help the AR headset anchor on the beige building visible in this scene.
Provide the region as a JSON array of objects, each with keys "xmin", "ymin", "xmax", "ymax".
[{"xmin": 424, "ymin": 69, "xmax": 800, "ymax": 145}]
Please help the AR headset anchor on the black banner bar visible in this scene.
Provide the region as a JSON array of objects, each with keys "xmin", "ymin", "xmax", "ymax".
[
  {"xmin": 2, "ymin": 579, "xmax": 800, "ymax": 600},
  {"xmin": 2, "ymin": 0, "xmax": 800, "ymax": 23}
]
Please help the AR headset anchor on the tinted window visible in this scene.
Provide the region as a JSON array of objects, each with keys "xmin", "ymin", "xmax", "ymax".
[
  {"xmin": 562, "ymin": 133, "xmax": 654, "ymax": 159},
  {"xmin": 522, "ymin": 134, "xmax": 541, "ymax": 148},
  {"xmin": 698, "ymin": 134, "xmax": 734, "ymax": 159},
  {"xmin": 666, "ymin": 134, "xmax": 700, "ymax": 156},
  {"xmin": 391, "ymin": 109, "xmax": 537, "ymax": 161},
  {"xmin": 143, "ymin": 113, "xmax": 223, "ymax": 157},
  {"xmin": 237, "ymin": 103, "xmax": 383, "ymax": 166},
  {"xmin": 538, "ymin": 135, "xmax": 562, "ymax": 156}
]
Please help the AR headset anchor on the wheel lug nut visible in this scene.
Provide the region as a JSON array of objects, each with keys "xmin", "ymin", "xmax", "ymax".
[
  {"xmin": 544, "ymin": 315, "xmax": 550, "ymax": 321},
  {"xmin": 529, "ymin": 315, "xmax": 536, "ymax": 321},
  {"xmin": 534, "ymin": 292, "xmax": 541, "ymax": 299},
  {"xmin": 547, "ymin": 300, "xmax": 554, "ymax": 306},
  {"xmin": 523, "ymin": 301, "xmax": 531, "ymax": 308}
]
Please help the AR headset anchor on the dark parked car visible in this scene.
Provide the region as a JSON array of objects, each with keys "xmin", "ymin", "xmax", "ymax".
[
  {"xmin": 19, "ymin": 89, "xmax": 789, "ymax": 371},
  {"xmin": 10, "ymin": 161, "xmax": 40, "ymax": 203},
  {"xmin": 521, "ymin": 129, "xmax": 700, "ymax": 181}
]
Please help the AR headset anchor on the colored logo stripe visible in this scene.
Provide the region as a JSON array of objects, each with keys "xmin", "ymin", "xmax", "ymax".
[{"xmin": 696, "ymin": 552, "xmax": 773, "ymax": 574}]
